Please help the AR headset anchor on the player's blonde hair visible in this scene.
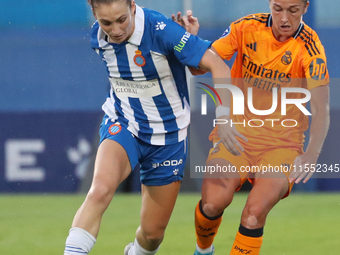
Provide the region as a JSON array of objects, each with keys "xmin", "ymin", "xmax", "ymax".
[{"xmin": 88, "ymin": 0, "xmax": 131, "ymax": 9}]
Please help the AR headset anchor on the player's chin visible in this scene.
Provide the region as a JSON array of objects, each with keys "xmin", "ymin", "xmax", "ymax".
[
  {"xmin": 279, "ymin": 29, "xmax": 295, "ymax": 38},
  {"xmin": 109, "ymin": 35, "xmax": 126, "ymax": 43}
]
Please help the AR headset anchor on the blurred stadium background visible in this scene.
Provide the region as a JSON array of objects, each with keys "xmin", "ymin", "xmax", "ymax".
[{"xmin": 1, "ymin": 0, "xmax": 339, "ymax": 193}]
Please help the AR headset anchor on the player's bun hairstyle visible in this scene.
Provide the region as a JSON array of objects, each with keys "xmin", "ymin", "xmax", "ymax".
[{"xmin": 88, "ymin": 0, "xmax": 132, "ymax": 8}]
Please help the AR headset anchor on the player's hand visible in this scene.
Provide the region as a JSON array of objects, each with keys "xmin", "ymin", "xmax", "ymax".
[
  {"xmin": 289, "ymin": 152, "xmax": 319, "ymax": 184},
  {"xmin": 171, "ymin": 10, "xmax": 199, "ymax": 35},
  {"xmin": 218, "ymin": 116, "xmax": 248, "ymax": 156}
]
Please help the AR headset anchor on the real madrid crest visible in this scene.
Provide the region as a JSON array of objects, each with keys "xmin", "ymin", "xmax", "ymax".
[
  {"xmin": 134, "ymin": 50, "xmax": 146, "ymax": 67},
  {"xmin": 281, "ymin": 51, "xmax": 292, "ymax": 65}
]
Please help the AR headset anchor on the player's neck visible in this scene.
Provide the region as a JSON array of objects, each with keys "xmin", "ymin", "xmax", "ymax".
[
  {"xmin": 275, "ymin": 35, "xmax": 290, "ymax": 42},
  {"xmin": 272, "ymin": 29, "xmax": 292, "ymax": 42}
]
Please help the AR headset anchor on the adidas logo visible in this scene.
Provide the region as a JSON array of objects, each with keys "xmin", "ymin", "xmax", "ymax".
[{"xmin": 246, "ymin": 42, "xmax": 257, "ymax": 52}]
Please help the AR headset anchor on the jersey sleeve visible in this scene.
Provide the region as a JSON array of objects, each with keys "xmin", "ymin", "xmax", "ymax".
[
  {"xmin": 212, "ymin": 22, "xmax": 239, "ymax": 60},
  {"xmin": 301, "ymin": 38, "xmax": 329, "ymax": 90},
  {"xmin": 150, "ymin": 15, "xmax": 212, "ymax": 68}
]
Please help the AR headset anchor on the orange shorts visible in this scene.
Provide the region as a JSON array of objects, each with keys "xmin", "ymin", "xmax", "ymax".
[{"xmin": 206, "ymin": 136, "xmax": 303, "ymax": 198}]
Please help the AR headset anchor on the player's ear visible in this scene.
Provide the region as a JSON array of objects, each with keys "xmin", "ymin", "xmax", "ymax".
[
  {"xmin": 130, "ymin": 0, "xmax": 136, "ymax": 15},
  {"xmin": 92, "ymin": 7, "xmax": 97, "ymax": 19},
  {"xmin": 303, "ymin": 1, "xmax": 310, "ymax": 14}
]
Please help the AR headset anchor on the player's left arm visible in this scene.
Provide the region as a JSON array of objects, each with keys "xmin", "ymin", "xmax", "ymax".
[
  {"xmin": 289, "ymin": 84, "xmax": 330, "ymax": 184},
  {"xmin": 172, "ymin": 10, "xmax": 208, "ymax": 76}
]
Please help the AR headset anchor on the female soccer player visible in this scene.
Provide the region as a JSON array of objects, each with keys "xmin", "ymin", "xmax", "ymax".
[
  {"xmin": 62, "ymin": 0, "xmax": 232, "ymax": 255},
  {"xmin": 175, "ymin": 0, "xmax": 330, "ymax": 254}
]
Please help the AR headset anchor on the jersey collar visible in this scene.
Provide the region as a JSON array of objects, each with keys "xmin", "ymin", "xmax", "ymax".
[
  {"xmin": 127, "ymin": 5, "xmax": 144, "ymax": 46},
  {"xmin": 267, "ymin": 14, "xmax": 273, "ymax": 27},
  {"xmin": 292, "ymin": 22, "xmax": 304, "ymax": 39},
  {"xmin": 267, "ymin": 14, "xmax": 304, "ymax": 39}
]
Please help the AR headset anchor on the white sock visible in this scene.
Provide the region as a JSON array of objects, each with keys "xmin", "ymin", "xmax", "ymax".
[
  {"xmin": 64, "ymin": 227, "xmax": 96, "ymax": 254},
  {"xmin": 128, "ymin": 238, "xmax": 160, "ymax": 255},
  {"xmin": 196, "ymin": 243, "xmax": 213, "ymax": 254}
]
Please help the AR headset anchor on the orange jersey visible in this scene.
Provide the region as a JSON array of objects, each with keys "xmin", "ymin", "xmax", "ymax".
[{"xmin": 211, "ymin": 13, "xmax": 329, "ymax": 150}]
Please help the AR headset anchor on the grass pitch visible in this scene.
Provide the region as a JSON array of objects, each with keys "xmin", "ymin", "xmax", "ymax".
[{"xmin": 0, "ymin": 193, "xmax": 339, "ymax": 255}]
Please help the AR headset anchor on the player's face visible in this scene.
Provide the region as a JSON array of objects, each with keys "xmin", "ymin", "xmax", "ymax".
[
  {"xmin": 270, "ymin": 0, "xmax": 309, "ymax": 42},
  {"xmin": 93, "ymin": 0, "xmax": 136, "ymax": 44}
]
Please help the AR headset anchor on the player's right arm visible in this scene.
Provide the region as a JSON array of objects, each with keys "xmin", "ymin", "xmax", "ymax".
[
  {"xmin": 188, "ymin": 47, "xmax": 219, "ymax": 75},
  {"xmin": 190, "ymin": 20, "xmax": 239, "ymax": 76},
  {"xmin": 197, "ymin": 48, "xmax": 247, "ymax": 156},
  {"xmin": 198, "ymin": 21, "xmax": 247, "ymax": 155}
]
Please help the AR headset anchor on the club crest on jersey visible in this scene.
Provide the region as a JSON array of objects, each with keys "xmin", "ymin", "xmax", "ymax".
[
  {"xmin": 108, "ymin": 124, "xmax": 122, "ymax": 135},
  {"xmin": 281, "ymin": 51, "xmax": 292, "ymax": 65},
  {"xmin": 221, "ymin": 26, "xmax": 231, "ymax": 38},
  {"xmin": 134, "ymin": 50, "xmax": 146, "ymax": 67}
]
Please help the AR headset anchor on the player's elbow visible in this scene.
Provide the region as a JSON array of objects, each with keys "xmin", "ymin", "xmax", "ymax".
[{"xmin": 189, "ymin": 66, "xmax": 208, "ymax": 76}]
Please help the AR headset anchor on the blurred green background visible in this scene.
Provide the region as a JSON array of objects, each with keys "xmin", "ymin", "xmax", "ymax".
[{"xmin": 1, "ymin": 193, "xmax": 340, "ymax": 254}]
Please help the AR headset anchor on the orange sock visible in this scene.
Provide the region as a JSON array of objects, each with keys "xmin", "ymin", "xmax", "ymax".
[
  {"xmin": 230, "ymin": 225, "xmax": 263, "ymax": 255},
  {"xmin": 195, "ymin": 200, "xmax": 223, "ymax": 249}
]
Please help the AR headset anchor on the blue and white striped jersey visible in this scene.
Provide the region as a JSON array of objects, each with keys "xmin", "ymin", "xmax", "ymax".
[{"xmin": 91, "ymin": 5, "xmax": 211, "ymax": 145}]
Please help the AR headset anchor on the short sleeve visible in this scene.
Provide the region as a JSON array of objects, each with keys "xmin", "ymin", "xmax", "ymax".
[
  {"xmin": 302, "ymin": 39, "xmax": 329, "ymax": 90},
  {"xmin": 212, "ymin": 22, "xmax": 239, "ymax": 60},
  {"xmin": 151, "ymin": 16, "xmax": 211, "ymax": 68}
]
